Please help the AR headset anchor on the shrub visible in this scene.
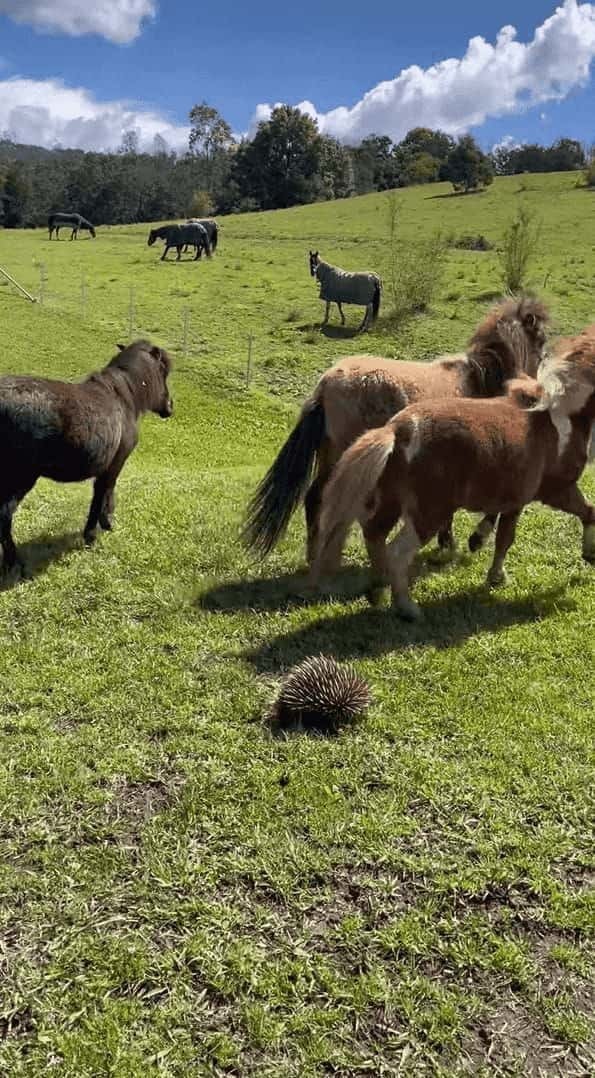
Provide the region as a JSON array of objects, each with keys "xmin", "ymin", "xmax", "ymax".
[
  {"xmin": 385, "ymin": 192, "xmax": 446, "ymax": 322},
  {"xmin": 497, "ymin": 206, "xmax": 541, "ymax": 293},
  {"xmin": 450, "ymin": 234, "xmax": 493, "ymax": 251},
  {"xmin": 583, "ymin": 157, "xmax": 595, "ymax": 188},
  {"xmin": 189, "ymin": 189, "xmax": 214, "ymax": 217}
]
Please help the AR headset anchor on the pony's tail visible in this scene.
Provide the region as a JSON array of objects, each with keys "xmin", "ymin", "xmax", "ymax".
[
  {"xmin": 211, "ymin": 226, "xmax": 218, "ymax": 252},
  {"xmin": 204, "ymin": 237, "xmax": 212, "ymax": 258},
  {"xmin": 313, "ymin": 425, "xmax": 394, "ymax": 572},
  {"xmin": 242, "ymin": 396, "xmax": 326, "ymax": 556},
  {"xmin": 372, "ymin": 279, "xmax": 381, "ymax": 321}
]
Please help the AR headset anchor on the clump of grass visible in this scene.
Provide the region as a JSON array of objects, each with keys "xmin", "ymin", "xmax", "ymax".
[
  {"xmin": 385, "ymin": 191, "xmax": 446, "ymax": 324},
  {"xmin": 497, "ymin": 205, "xmax": 541, "ymax": 293},
  {"xmin": 284, "ymin": 306, "xmax": 302, "ymax": 323},
  {"xmin": 450, "ymin": 234, "xmax": 493, "ymax": 251}
]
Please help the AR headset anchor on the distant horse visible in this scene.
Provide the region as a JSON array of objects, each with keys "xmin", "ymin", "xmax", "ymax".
[
  {"xmin": 48, "ymin": 213, "xmax": 96, "ymax": 240},
  {"xmin": 243, "ymin": 298, "xmax": 549, "ymax": 563},
  {"xmin": 309, "ymin": 251, "xmax": 381, "ymax": 332},
  {"xmin": 309, "ymin": 326, "xmax": 595, "ymax": 619},
  {"xmin": 148, "ymin": 223, "xmax": 211, "ymax": 261},
  {"xmin": 0, "ymin": 340, "xmax": 173, "ymax": 575},
  {"xmin": 186, "ymin": 219, "xmax": 218, "ymax": 253}
]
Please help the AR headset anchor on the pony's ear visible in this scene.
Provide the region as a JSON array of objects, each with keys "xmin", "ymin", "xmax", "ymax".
[
  {"xmin": 116, "ymin": 343, "xmax": 125, "ymax": 351},
  {"xmin": 150, "ymin": 345, "xmax": 162, "ymax": 361}
]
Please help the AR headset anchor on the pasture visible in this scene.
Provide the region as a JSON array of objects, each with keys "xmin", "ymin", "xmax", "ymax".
[{"xmin": 0, "ymin": 173, "xmax": 593, "ymax": 1076}]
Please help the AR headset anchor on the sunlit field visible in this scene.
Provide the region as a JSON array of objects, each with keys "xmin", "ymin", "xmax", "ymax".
[{"xmin": 0, "ymin": 173, "xmax": 593, "ymax": 1076}]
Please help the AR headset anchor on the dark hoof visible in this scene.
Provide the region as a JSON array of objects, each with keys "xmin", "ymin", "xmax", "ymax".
[
  {"xmin": 99, "ymin": 514, "xmax": 113, "ymax": 531},
  {"xmin": 367, "ymin": 583, "xmax": 389, "ymax": 607},
  {"xmin": 84, "ymin": 529, "xmax": 98, "ymax": 546},
  {"xmin": 468, "ymin": 533, "xmax": 483, "ymax": 553}
]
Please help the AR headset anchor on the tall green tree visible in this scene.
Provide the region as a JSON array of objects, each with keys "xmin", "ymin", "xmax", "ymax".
[
  {"xmin": 443, "ymin": 136, "xmax": 494, "ymax": 193},
  {"xmin": 231, "ymin": 106, "xmax": 325, "ymax": 209},
  {"xmin": 2, "ymin": 162, "xmax": 31, "ymax": 226}
]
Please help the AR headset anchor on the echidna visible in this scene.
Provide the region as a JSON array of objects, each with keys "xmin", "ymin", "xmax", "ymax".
[{"xmin": 268, "ymin": 655, "xmax": 370, "ymax": 733}]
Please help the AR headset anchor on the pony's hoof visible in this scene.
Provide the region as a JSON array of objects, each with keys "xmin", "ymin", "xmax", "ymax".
[
  {"xmin": 487, "ymin": 568, "xmax": 508, "ymax": 588},
  {"xmin": 582, "ymin": 524, "xmax": 595, "ymax": 562},
  {"xmin": 84, "ymin": 529, "xmax": 98, "ymax": 546},
  {"xmin": 99, "ymin": 514, "xmax": 113, "ymax": 532},
  {"xmin": 468, "ymin": 532, "xmax": 484, "ymax": 553},
  {"xmin": 393, "ymin": 597, "xmax": 422, "ymax": 622}
]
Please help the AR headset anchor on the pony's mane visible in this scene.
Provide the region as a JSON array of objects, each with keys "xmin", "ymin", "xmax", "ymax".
[{"xmin": 463, "ymin": 297, "xmax": 549, "ymax": 397}]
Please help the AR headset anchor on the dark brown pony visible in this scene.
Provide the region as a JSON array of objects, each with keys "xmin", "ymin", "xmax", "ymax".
[
  {"xmin": 243, "ymin": 298, "xmax": 549, "ymax": 561},
  {"xmin": 0, "ymin": 340, "xmax": 173, "ymax": 574},
  {"xmin": 309, "ymin": 325, "xmax": 595, "ymax": 619}
]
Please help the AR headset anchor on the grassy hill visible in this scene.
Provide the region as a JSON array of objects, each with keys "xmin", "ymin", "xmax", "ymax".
[{"xmin": 0, "ymin": 173, "xmax": 593, "ymax": 1076}]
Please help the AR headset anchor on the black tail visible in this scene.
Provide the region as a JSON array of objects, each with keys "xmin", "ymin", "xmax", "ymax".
[
  {"xmin": 211, "ymin": 225, "xmax": 218, "ymax": 252},
  {"xmin": 372, "ymin": 280, "xmax": 381, "ymax": 321},
  {"xmin": 242, "ymin": 398, "xmax": 326, "ymax": 556}
]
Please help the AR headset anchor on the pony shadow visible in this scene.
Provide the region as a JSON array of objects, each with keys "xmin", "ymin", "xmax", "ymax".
[
  {"xmin": 198, "ymin": 564, "xmax": 370, "ymax": 613},
  {"xmin": 245, "ymin": 582, "xmax": 571, "ymax": 673},
  {"xmin": 0, "ymin": 532, "xmax": 81, "ymax": 590},
  {"xmin": 320, "ymin": 324, "xmax": 361, "ymax": 340},
  {"xmin": 426, "ymin": 189, "xmax": 485, "ymax": 200}
]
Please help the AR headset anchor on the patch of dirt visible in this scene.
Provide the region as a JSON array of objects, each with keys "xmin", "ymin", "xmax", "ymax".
[
  {"xmin": 0, "ymin": 1005, "xmax": 35, "ymax": 1040},
  {"xmin": 461, "ymin": 1000, "xmax": 593, "ymax": 1076}
]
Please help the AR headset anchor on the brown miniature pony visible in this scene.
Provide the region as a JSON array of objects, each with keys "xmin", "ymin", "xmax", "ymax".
[
  {"xmin": 243, "ymin": 297, "xmax": 549, "ymax": 562},
  {"xmin": 309, "ymin": 325, "xmax": 595, "ymax": 619},
  {"xmin": 0, "ymin": 339, "xmax": 173, "ymax": 574}
]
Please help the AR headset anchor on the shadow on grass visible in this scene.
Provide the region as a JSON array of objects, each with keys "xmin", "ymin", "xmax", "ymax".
[
  {"xmin": 198, "ymin": 564, "xmax": 370, "ymax": 613},
  {"xmin": 245, "ymin": 582, "xmax": 571, "ymax": 673},
  {"xmin": 0, "ymin": 531, "xmax": 82, "ymax": 590}
]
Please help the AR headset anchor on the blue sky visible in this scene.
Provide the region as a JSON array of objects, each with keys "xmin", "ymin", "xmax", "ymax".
[{"xmin": 0, "ymin": 0, "xmax": 593, "ymax": 152}]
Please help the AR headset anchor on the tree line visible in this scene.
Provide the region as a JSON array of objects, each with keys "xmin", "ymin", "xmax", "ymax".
[{"xmin": 0, "ymin": 101, "xmax": 590, "ymax": 228}]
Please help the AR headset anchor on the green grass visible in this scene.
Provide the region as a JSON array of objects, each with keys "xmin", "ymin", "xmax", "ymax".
[{"xmin": 0, "ymin": 173, "xmax": 594, "ymax": 1076}]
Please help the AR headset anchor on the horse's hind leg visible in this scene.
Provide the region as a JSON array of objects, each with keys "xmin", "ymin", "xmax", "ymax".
[
  {"xmin": 0, "ymin": 484, "xmax": 34, "ymax": 575},
  {"xmin": 357, "ymin": 305, "xmax": 372, "ymax": 333},
  {"xmin": 305, "ymin": 439, "xmax": 340, "ymax": 565},
  {"xmin": 386, "ymin": 517, "xmax": 424, "ymax": 620},
  {"xmin": 322, "ymin": 301, "xmax": 330, "ymax": 327},
  {"xmin": 337, "ymin": 302, "xmax": 345, "ymax": 325},
  {"xmin": 487, "ymin": 510, "xmax": 521, "ymax": 587},
  {"xmin": 540, "ymin": 482, "xmax": 595, "ymax": 561},
  {"xmin": 469, "ymin": 514, "xmax": 498, "ymax": 552}
]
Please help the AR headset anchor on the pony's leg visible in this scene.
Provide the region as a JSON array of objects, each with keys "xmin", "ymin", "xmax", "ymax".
[
  {"xmin": 84, "ymin": 451, "xmax": 131, "ymax": 545},
  {"xmin": 357, "ymin": 305, "xmax": 372, "ymax": 333},
  {"xmin": 304, "ymin": 439, "xmax": 340, "ymax": 566},
  {"xmin": 99, "ymin": 488, "xmax": 116, "ymax": 531},
  {"xmin": 436, "ymin": 515, "xmax": 457, "ymax": 556},
  {"xmin": 385, "ymin": 517, "xmax": 424, "ymax": 620},
  {"xmin": 540, "ymin": 482, "xmax": 595, "ymax": 561},
  {"xmin": 322, "ymin": 301, "xmax": 330, "ymax": 326},
  {"xmin": 0, "ymin": 485, "xmax": 34, "ymax": 574},
  {"xmin": 307, "ymin": 519, "xmax": 352, "ymax": 589},
  {"xmin": 468, "ymin": 514, "xmax": 498, "ymax": 553},
  {"xmin": 161, "ymin": 245, "xmax": 169, "ymax": 261},
  {"xmin": 337, "ymin": 303, "xmax": 345, "ymax": 325},
  {"xmin": 176, "ymin": 246, "xmax": 182, "ymax": 261},
  {"xmin": 486, "ymin": 511, "xmax": 521, "ymax": 587},
  {"xmin": 194, "ymin": 244, "xmax": 200, "ymax": 261}
]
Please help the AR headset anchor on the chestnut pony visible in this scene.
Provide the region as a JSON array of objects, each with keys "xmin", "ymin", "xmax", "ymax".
[
  {"xmin": 243, "ymin": 298, "xmax": 548, "ymax": 562},
  {"xmin": 0, "ymin": 339, "xmax": 173, "ymax": 575},
  {"xmin": 309, "ymin": 325, "xmax": 595, "ymax": 619}
]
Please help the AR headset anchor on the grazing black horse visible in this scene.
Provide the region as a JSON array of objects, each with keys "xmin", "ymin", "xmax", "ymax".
[
  {"xmin": 0, "ymin": 340, "xmax": 173, "ymax": 575},
  {"xmin": 48, "ymin": 213, "xmax": 96, "ymax": 240},
  {"xmin": 147, "ymin": 223, "xmax": 211, "ymax": 261},
  {"xmin": 185, "ymin": 218, "xmax": 218, "ymax": 253}
]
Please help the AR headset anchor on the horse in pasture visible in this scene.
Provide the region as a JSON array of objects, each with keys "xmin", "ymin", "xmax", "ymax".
[
  {"xmin": 309, "ymin": 251, "xmax": 381, "ymax": 332},
  {"xmin": 148, "ymin": 223, "xmax": 211, "ymax": 261},
  {"xmin": 186, "ymin": 218, "xmax": 218, "ymax": 252},
  {"xmin": 0, "ymin": 340, "xmax": 173, "ymax": 575},
  {"xmin": 309, "ymin": 325, "xmax": 595, "ymax": 620},
  {"xmin": 48, "ymin": 213, "xmax": 96, "ymax": 240},
  {"xmin": 243, "ymin": 298, "xmax": 549, "ymax": 564}
]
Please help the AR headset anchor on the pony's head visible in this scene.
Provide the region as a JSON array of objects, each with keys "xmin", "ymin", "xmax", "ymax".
[
  {"xmin": 114, "ymin": 340, "xmax": 174, "ymax": 418},
  {"xmin": 309, "ymin": 250, "xmax": 320, "ymax": 277},
  {"xmin": 147, "ymin": 229, "xmax": 157, "ymax": 247},
  {"xmin": 467, "ymin": 297, "xmax": 550, "ymax": 395},
  {"xmin": 535, "ymin": 324, "xmax": 595, "ymax": 425}
]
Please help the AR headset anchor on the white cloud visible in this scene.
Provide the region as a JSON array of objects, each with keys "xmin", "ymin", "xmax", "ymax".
[
  {"xmin": 0, "ymin": 77, "xmax": 188, "ymax": 151},
  {"xmin": 252, "ymin": 1, "xmax": 595, "ymax": 143},
  {"xmin": 492, "ymin": 134, "xmax": 521, "ymax": 153},
  {"xmin": 0, "ymin": 0, "xmax": 155, "ymax": 44}
]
